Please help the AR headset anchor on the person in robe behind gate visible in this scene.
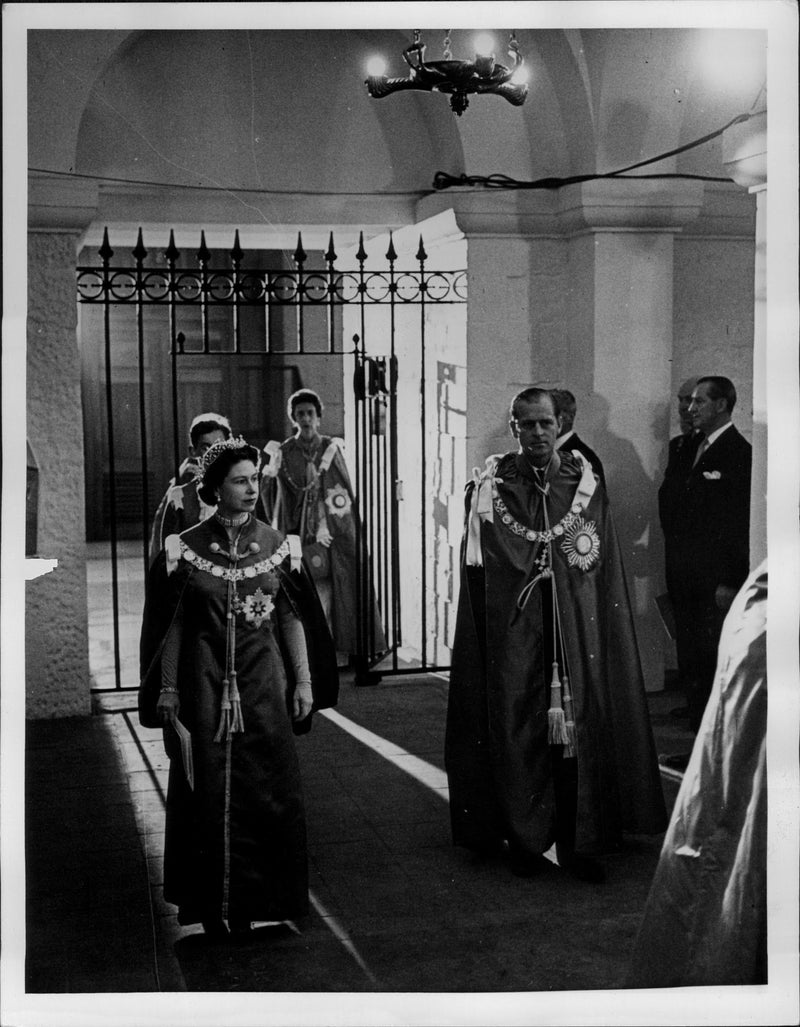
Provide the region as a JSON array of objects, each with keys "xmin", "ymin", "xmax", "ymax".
[
  {"xmin": 444, "ymin": 387, "xmax": 667, "ymax": 882},
  {"xmin": 138, "ymin": 436, "xmax": 338, "ymax": 938},
  {"xmin": 259, "ymin": 388, "xmax": 387, "ymax": 667},
  {"xmin": 627, "ymin": 560, "xmax": 767, "ymax": 988},
  {"xmin": 148, "ymin": 412, "xmax": 233, "ymax": 566}
]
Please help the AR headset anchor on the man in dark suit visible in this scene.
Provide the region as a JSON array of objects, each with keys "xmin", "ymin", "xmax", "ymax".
[
  {"xmin": 658, "ymin": 377, "xmax": 701, "ymax": 719},
  {"xmin": 551, "ymin": 389, "xmax": 606, "ymax": 490},
  {"xmin": 663, "ymin": 376, "xmax": 752, "ymax": 731}
]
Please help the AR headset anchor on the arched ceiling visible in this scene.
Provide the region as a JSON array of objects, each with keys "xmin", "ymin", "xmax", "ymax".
[{"xmin": 28, "ymin": 27, "xmax": 766, "ymax": 200}]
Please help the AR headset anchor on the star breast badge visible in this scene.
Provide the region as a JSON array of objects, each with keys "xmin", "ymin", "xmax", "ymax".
[
  {"xmin": 560, "ymin": 517, "xmax": 600, "ymax": 571},
  {"xmin": 236, "ymin": 588, "xmax": 274, "ymax": 628},
  {"xmin": 325, "ymin": 483, "xmax": 352, "ymax": 518}
]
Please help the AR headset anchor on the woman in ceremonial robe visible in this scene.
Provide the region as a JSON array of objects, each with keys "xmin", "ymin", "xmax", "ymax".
[
  {"xmin": 260, "ymin": 388, "xmax": 386, "ymax": 663},
  {"xmin": 139, "ymin": 438, "xmax": 337, "ymax": 937}
]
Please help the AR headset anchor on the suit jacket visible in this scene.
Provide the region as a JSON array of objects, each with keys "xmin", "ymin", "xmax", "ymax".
[
  {"xmin": 557, "ymin": 431, "xmax": 606, "ymax": 490},
  {"xmin": 658, "ymin": 431, "xmax": 702, "ymax": 542},
  {"xmin": 666, "ymin": 425, "xmax": 752, "ymax": 598}
]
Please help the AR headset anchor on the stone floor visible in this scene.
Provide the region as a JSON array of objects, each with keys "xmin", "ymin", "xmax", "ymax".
[
  {"xmin": 20, "ymin": 670, "xmax": 699, "ymax": 997},
  {"xmin": 12, "ymin": 544, "xmax": 782, "ymax": 1025}
]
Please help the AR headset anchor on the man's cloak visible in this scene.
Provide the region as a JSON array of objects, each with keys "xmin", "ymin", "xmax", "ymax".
[{"xmin": 445, "ymin": 450, "xmax": 667, "ymax": 857}]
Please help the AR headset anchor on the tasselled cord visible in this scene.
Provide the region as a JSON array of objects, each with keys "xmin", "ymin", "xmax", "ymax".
[{"xmin": 214, "ymin": 527, "xmax": 246, "ymax": 741}]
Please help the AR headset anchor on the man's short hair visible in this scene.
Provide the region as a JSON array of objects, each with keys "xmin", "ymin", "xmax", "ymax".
[
  {"xmin": 189, "ymin": 413, "xmax": 232, "ymax": 447},
  {"xmin": 288, "ymin": 389, "xmax": 323, "ymax": 421},
  {"xmin": 509, "ymin": 387, "xmax": 557, "ymax": 421},
  {"xmin": 550, "ymin": 389, "xmax": 576, "ymax": 420},
  {"xmin": 697, "ymin": 376, "xmax": 737, "ymax": 412}
]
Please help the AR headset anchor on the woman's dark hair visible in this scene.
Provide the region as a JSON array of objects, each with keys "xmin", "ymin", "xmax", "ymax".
[
  {"xmin": 288, "ymin": 388, "xmax": 323, "ymax": 421},
  {"xmin": 189, "ymin": 415, "xmax": 231, "ymax": 447},
  {"xmin": 198, "ymin": 441, "xmax": 260, "ymax": 505}
]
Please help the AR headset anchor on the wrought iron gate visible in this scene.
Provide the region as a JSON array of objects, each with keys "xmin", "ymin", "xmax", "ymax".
[{"xmin": 77, "ymin": 228, "xmax": 467, "ymax": 691}]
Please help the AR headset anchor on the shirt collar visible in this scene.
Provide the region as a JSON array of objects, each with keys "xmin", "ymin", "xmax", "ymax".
[
  {"xmin": 515, "ymin": 448, "xmax": 562, "ymax": 483},
  {"xmin": 704, "ymin": 421, "xmax": 734, "ymax": 448},
  {"xmin": 555, "ymin": 430, "xmax": 575, "ymax": 450}
]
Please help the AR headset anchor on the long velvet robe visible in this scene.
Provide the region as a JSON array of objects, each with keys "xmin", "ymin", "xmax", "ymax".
[
  {"xmin": 628, "ymin": 562, "xmax": 767, "ymax": 987},
  {"xmin": 260, "ymin": 435, "xmax": 387, "ymax": 658},
  {"xmin": 445, "ymin": 450, "xmax": 667, "ymax": 857},
  {"xmin": 139, "ymin": 517, "xmax": 338, "ymax": 927}
]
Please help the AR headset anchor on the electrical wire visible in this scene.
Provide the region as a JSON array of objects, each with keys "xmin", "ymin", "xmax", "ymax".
[
  {"xmin": 27, "ymin": 165, "xmax": 421, "ymax": 198},
  {"xmin": 433, "ymin": 109, "xmax": 765, "ymax": 192}
]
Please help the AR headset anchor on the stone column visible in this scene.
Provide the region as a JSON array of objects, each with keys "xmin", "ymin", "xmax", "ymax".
[
  {"xmin": 26, "ymin": 175, "xmax": 97, "ymax": 717},
  {"xmin": 723, "ymin": 110, "xmax": 767, "ymax": 568},
  {"xmin": 419, "ymin": 182, "xmax": 706, "ymax": 692},
  {"xmin": 559, "ymin": 180, "xmax": 706, "ymax": 691}
]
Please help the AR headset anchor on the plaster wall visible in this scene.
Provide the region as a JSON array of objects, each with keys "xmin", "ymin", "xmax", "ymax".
[
  {"xmin": 465, "ymin": 236, "xmax": 558, "ymax": 468},
  {"xmin": 26, "ymin": 233, "xmax": 91, "ymax": 718},
  {"xmin": 673, "ymin": 236, "xmax": 755, "ymax": 440}
]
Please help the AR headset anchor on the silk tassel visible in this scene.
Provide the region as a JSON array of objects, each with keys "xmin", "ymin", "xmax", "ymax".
[
  {"xmin": 214, "ymin": 678, "xmax": 232, "ymax": 742},
  {"xmin": 547, "ymin": 661, "xmax": 571, "ymax": 746},
  {"xmin": 228, "ymin": 671, "xmax": 244, "ymax": 734},
  {"xmin": 561, "ymin": 673, "xmax": 576, "ymax": 758}
]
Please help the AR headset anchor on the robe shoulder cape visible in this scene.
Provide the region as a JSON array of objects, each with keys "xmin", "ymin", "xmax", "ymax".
[{"xmin": 445, "ymin": 451, "xmax": 667, "ymax": 856}]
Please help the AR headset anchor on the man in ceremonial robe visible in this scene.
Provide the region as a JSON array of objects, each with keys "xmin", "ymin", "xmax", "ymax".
[{"xmin": 445, "ymin": 388, "xmax": 667, "ymax": 881}]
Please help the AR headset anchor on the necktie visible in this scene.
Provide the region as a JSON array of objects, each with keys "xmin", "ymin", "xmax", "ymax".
[{"xmin": 692, "ymin": 437, "xmax": 709, "ymax": 468}]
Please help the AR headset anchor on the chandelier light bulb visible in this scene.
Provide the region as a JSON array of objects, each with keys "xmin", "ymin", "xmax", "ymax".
[
  {"xmin": 366, "ymin": 55, "xmax": 387, "ymax": 78},
  {"xmin": 510, "ymin": 66, "xmax": 530, "ymax": 86},
  {"xmin": 473, "ymin": 32, "xmax": 496, "ymax": 57}
]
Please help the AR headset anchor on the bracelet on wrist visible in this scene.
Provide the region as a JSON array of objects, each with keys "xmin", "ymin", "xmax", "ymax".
[{"xmin": 160, "ymin": 686, "xmax": 179, "ymax": 695}]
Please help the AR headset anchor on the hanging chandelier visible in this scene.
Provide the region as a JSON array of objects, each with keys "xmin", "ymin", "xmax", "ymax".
[{"xmin": 365, "ymin": 29, "xmax": 529, "ymax": 116}]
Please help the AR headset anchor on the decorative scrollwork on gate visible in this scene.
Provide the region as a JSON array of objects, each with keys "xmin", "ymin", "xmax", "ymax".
[{"xmin": 77, "ymin": 229, "xmax": 468, "ymax": 308}]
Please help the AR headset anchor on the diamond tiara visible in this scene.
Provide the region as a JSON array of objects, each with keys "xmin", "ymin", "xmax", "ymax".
[{"xmin": 199, "ymin": 435, "xmax": 259, "ymax": 477}]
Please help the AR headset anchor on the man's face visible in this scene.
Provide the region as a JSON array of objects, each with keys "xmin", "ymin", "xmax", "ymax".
[
  {"xmin": 511, "ymin": 396, "xmax": 561, "ymax": 467},
  {"xmin": 688, "ymin": 383, "xmax": 726, "ymax": 436},
  {"xmin": 191, "ymin": 429, "xmax": 227, "ymax": 458},
  {"xmin": 293, "ymin": 402, "xmax": 321, "ymax": 440},
  {"xmin": 677, "ymin": 384, "xmax": 696, "ymax": 434}
]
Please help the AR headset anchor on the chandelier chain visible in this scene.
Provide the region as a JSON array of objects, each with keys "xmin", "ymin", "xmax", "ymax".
[{"xmin": 443, "ymin": 30, "xmax": 452, "ymax": 60}]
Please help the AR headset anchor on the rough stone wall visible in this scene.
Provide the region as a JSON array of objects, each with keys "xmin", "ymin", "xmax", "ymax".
[{"xmin": 26, "ymin": 232, "xmax": 91, "ymax": 717}]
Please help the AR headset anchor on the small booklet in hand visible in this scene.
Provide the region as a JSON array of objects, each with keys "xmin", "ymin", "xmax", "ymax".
[{"xmin": 171, "ymin": 718, "xmax": 194, "ymax": 790}]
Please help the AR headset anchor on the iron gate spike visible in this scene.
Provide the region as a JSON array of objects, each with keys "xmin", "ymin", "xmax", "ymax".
[
  {"xmin": 132, "ymin": 227, "xmax": 147, "ymax": 264},
  {"xmin": 164, "ymin": 230, "xmax": 180, "ymax": 265},
  {"xmin": 99, "ymin": 226, "xmax": 113, "ymax": 264},
  {"xmin": 324, "ymin": 231, "xmax": 337, "ymax": 266},
  {"xmin": 197, "ymin": 231, "xmax": 210, "ymax": 266},
  {"xmin": 230, "ymin": 230, "xmax": 244, "ymax": 268}
]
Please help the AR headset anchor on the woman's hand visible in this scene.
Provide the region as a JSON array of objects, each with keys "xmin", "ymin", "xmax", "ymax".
[
  {"xmin": 157, "ymin": 689, "xmax": 180, "ymax": 725},
  {"xmin": 316, "ymin": 525, "xmax": 333, "ymax": 549},
  {"xmin": 292, "ymin": 680, "xmax": 314, "ymax": 722}
]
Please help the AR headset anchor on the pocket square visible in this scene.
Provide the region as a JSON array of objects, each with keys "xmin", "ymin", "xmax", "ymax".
[{"xmin": 702, "ymin": 470, "xmax": 722, "ymax": 480}]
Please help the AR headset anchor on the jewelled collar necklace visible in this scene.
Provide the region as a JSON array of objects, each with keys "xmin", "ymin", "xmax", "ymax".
[{"xmin": 215, "ymin": 511, "xmax": 250, "ymax": 528}]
